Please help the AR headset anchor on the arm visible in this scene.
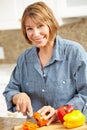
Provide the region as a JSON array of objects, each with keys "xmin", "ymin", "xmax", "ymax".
[
  {"xmin": 66, "ymin": 52, "xmax": 87, "ymax": 121},
  {"xmin": 3, "ymin": 54, "xmax": 33, "ymax": 116},
  {"xmin": 3, "ymin": 64, "xmax": 21, "ymax": 112}
]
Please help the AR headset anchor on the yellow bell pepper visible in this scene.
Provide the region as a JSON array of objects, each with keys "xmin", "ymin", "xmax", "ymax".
[{"xmin": 63, "ymin": 110, "xmax": 86, "ymax": 128}]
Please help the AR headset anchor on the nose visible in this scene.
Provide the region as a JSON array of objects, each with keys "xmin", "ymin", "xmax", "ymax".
[{"xmin": 33, "ymin": 28, "xmax": 39, "ymax": 36}]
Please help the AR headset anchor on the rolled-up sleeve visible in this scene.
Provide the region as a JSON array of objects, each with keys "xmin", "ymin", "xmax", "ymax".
[
  {"xmin": 67, "ymin": 50, "xmax": 87, "ymax": 121},
  {"xmin": 3, "ymin": 59, "xmax": 21, "ymax": 112}
]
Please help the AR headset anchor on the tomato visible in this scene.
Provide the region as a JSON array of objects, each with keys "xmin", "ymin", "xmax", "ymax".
[{"xmin": 57, "ymin": 105, "xmax": 74, "ymax": 123}]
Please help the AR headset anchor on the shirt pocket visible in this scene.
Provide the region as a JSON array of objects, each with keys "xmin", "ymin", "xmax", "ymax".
[
  {"xmin": 56, "ymin": 78, "xmax": 76, "ymax": 96},
  {"xmin": 22, "ymin": 80, "xmax": 42, "ymax": 95},
  {"xmin": 47, "ymin": 78, "xmax": 76, "ymax": 107}
]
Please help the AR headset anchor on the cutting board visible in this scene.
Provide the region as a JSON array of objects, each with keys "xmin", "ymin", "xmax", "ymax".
[{"xmin": 14, "ymin": 122, "xmax": 87, "ymax": 130}]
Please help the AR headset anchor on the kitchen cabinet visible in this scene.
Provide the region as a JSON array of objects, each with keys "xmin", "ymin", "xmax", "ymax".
[
  {"xmin": 0, "ymin": 0, "xmax": 21, "ymax": 30},
  {"xmin": 56, "ymin": 0, "xmax": 87, "ymax": 18},
  {"xmin": 0, "ymin": 0, "xmax": 87, "ymax": 30}
]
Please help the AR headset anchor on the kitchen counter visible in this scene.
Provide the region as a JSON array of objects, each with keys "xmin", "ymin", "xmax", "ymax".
[
  {"xmin": 0, "ymin": 117, "xmax": 87, "ymax": 130},
  {"xmin": 0, "ymin": 117, "xmax": 26, "ymax": 130}
]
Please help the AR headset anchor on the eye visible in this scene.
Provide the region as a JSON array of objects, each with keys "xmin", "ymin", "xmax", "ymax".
[
  {"xmin": 38, "ymin": 24, "xmax": 44, "ymax": 28},
  {"xmin": 26, "ymin": 27, "xmax": 32, "ymax": 31}
]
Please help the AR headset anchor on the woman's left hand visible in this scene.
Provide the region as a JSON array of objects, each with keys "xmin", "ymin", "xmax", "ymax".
[{"xmin": 37, "ymin": 106, "xmax": 58, "ymax": 125}]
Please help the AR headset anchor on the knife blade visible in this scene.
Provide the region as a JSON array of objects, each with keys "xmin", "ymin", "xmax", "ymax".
[{"xmin": 26, "ymin": 112, "xmax": 36, "ymax": 123}]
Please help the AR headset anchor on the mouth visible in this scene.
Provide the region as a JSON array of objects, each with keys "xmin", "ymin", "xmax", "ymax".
[{"xmin": 34, "ymin": 36, "xmax": 45, "ymax": 42}]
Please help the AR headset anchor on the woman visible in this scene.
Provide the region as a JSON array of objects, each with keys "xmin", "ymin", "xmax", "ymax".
[{"xmin": 3, "ymin": 1, "xmax": 87, "ymax": 125}]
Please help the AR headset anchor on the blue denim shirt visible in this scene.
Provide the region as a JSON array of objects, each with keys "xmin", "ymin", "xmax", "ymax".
[{"xmin": 3, "ymin": 36, "xmax": 87, "ymax": 119}]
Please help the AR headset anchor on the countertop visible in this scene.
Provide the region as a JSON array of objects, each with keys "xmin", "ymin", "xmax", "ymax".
[{"xmin": 0, "ymin": 117, "xmax": 87, "ymax": 130}]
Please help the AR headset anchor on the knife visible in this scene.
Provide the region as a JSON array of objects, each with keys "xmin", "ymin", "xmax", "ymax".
[{"xmin": 26, "ymin": 112, "xmax": 36, "ymax": 123}]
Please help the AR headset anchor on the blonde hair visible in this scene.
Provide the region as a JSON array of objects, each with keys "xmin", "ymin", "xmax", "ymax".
[{"xmin": 21, "ymin": 1, "xmax": 59, "ymax": 44}]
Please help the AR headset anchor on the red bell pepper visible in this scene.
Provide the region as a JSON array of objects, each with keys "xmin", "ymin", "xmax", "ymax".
[
  {"xmin": 34, "ymin": 112, "xmax": 48, "ymax": 127},
  {"xmin": 57, "ymin": 105, "xmax": 74, "ymax": 123}
]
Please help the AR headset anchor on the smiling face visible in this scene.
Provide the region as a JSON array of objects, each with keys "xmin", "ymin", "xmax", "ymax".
[
  {"xmin": 25, "ymin": 17, "xmax": 50, "ymax": 48},
  {"xmin": 21, "ymin": 2, "xmax": 59, "ymax": 45}
]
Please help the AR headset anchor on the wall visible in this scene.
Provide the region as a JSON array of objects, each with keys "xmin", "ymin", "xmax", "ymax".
[{"xmin": 0, "ymin": 18, "xmax": 87, "ymax": 64}]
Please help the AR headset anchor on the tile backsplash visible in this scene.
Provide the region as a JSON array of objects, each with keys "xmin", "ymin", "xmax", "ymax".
[{"xmin": 0, "ymin": 18, "xmax": 87, "ymax": 64}]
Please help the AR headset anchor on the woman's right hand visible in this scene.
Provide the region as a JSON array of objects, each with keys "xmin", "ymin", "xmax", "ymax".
[{"xmin": 12, "ymin": 92, "xmax": 33, "ymax": 117}]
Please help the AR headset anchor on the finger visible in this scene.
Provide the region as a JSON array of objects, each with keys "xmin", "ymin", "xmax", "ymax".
[
  {"xmin": 16, "ymin": 104, "xmax": 20, "ymax": 112},
  {"xmin": 22, "ymin": 111, "xmax": 27, "ymax": 116},
  {"xmin": 38, "ymin": 106, "xmax": 50, "ymax": 115},
  {"xmin": 27, "ymin": 103, "xmax": 33, "ymax": 117},
  {"xmin": 47, "ymin": 116, "xmax": 55, "ymax": 125},
  {"xmin": 21, "ymin": 101, "xmax": 28, "ymax": 113},
  {"xmin": 44, "ymin": 108, "xmax": 56, "ymax": 120},
  {"xmin": 16, "ymin": 98, "xmax": 26, "ymax": 114},
  {"xmin": 44, "ymin": 111, "xmax": 54, "ymax": 120},
  {"xmin": 42, "ymin": 106, "xmax": 54, "ymax": 116},
  {"xmin": 47, "ymin": 113, "xmax": 58, "ymax": 125},
  {"xmin": 37, "ymin": 106, "xmax": 46, "ymax": 113}
]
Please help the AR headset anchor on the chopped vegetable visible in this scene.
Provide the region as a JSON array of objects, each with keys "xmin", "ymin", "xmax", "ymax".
[
  {"xmin": 22, "ymin": 121, "xmax": 39, "ymax": 130},
  {"xmin": 63, "ymin": 110, "xmax": 86, "ymax": 128},
  {"xmin": 34, "ymin": 112, "xmax": 48, "ymax": 127}
]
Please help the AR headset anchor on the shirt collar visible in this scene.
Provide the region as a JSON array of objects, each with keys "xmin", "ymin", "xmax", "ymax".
[
  {"xmin": 49, "ymin": 36, "xmax": 64, "ymax": 63},
  {"xmin": 26, "ymin": 36, "xmax": 64, "ymax": 65}
]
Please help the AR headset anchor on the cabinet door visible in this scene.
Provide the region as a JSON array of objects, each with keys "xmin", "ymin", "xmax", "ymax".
[
  {"xmin": 56, "ymin": 0, "xmax": 87, "ymax": 18},
  {"xmin": 0, "ymin": 0, "xmax": 21, "ymax": 30}
]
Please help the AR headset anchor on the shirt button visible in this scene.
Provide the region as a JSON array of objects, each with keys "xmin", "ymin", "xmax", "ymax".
[
  {"xmin": 42, "ymin": 89, "xmax": 45, "ymax": 92},
  {"xmin": 26, "ymin": 82, "xmax": 29, "ymax": 86},
  {"xmin": 63, "ymin": 81, "xmax": 66, "ymax": 84},
  {"xmin": 85, "ymin": 103, "xmax": 87, "ymax": 106},
  {"xmin": 43, "ymin": 73, "xmax": 46, "ymax": 78}
]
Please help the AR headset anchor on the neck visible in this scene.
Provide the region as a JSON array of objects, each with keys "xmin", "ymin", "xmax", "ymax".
[
  {"xmin": 39, "ymin": 40, "xmax": 54, "ymax": 53},
  {"xmin": 38, "ymin": 41, "xmax": 55, "ymax": 68}
]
